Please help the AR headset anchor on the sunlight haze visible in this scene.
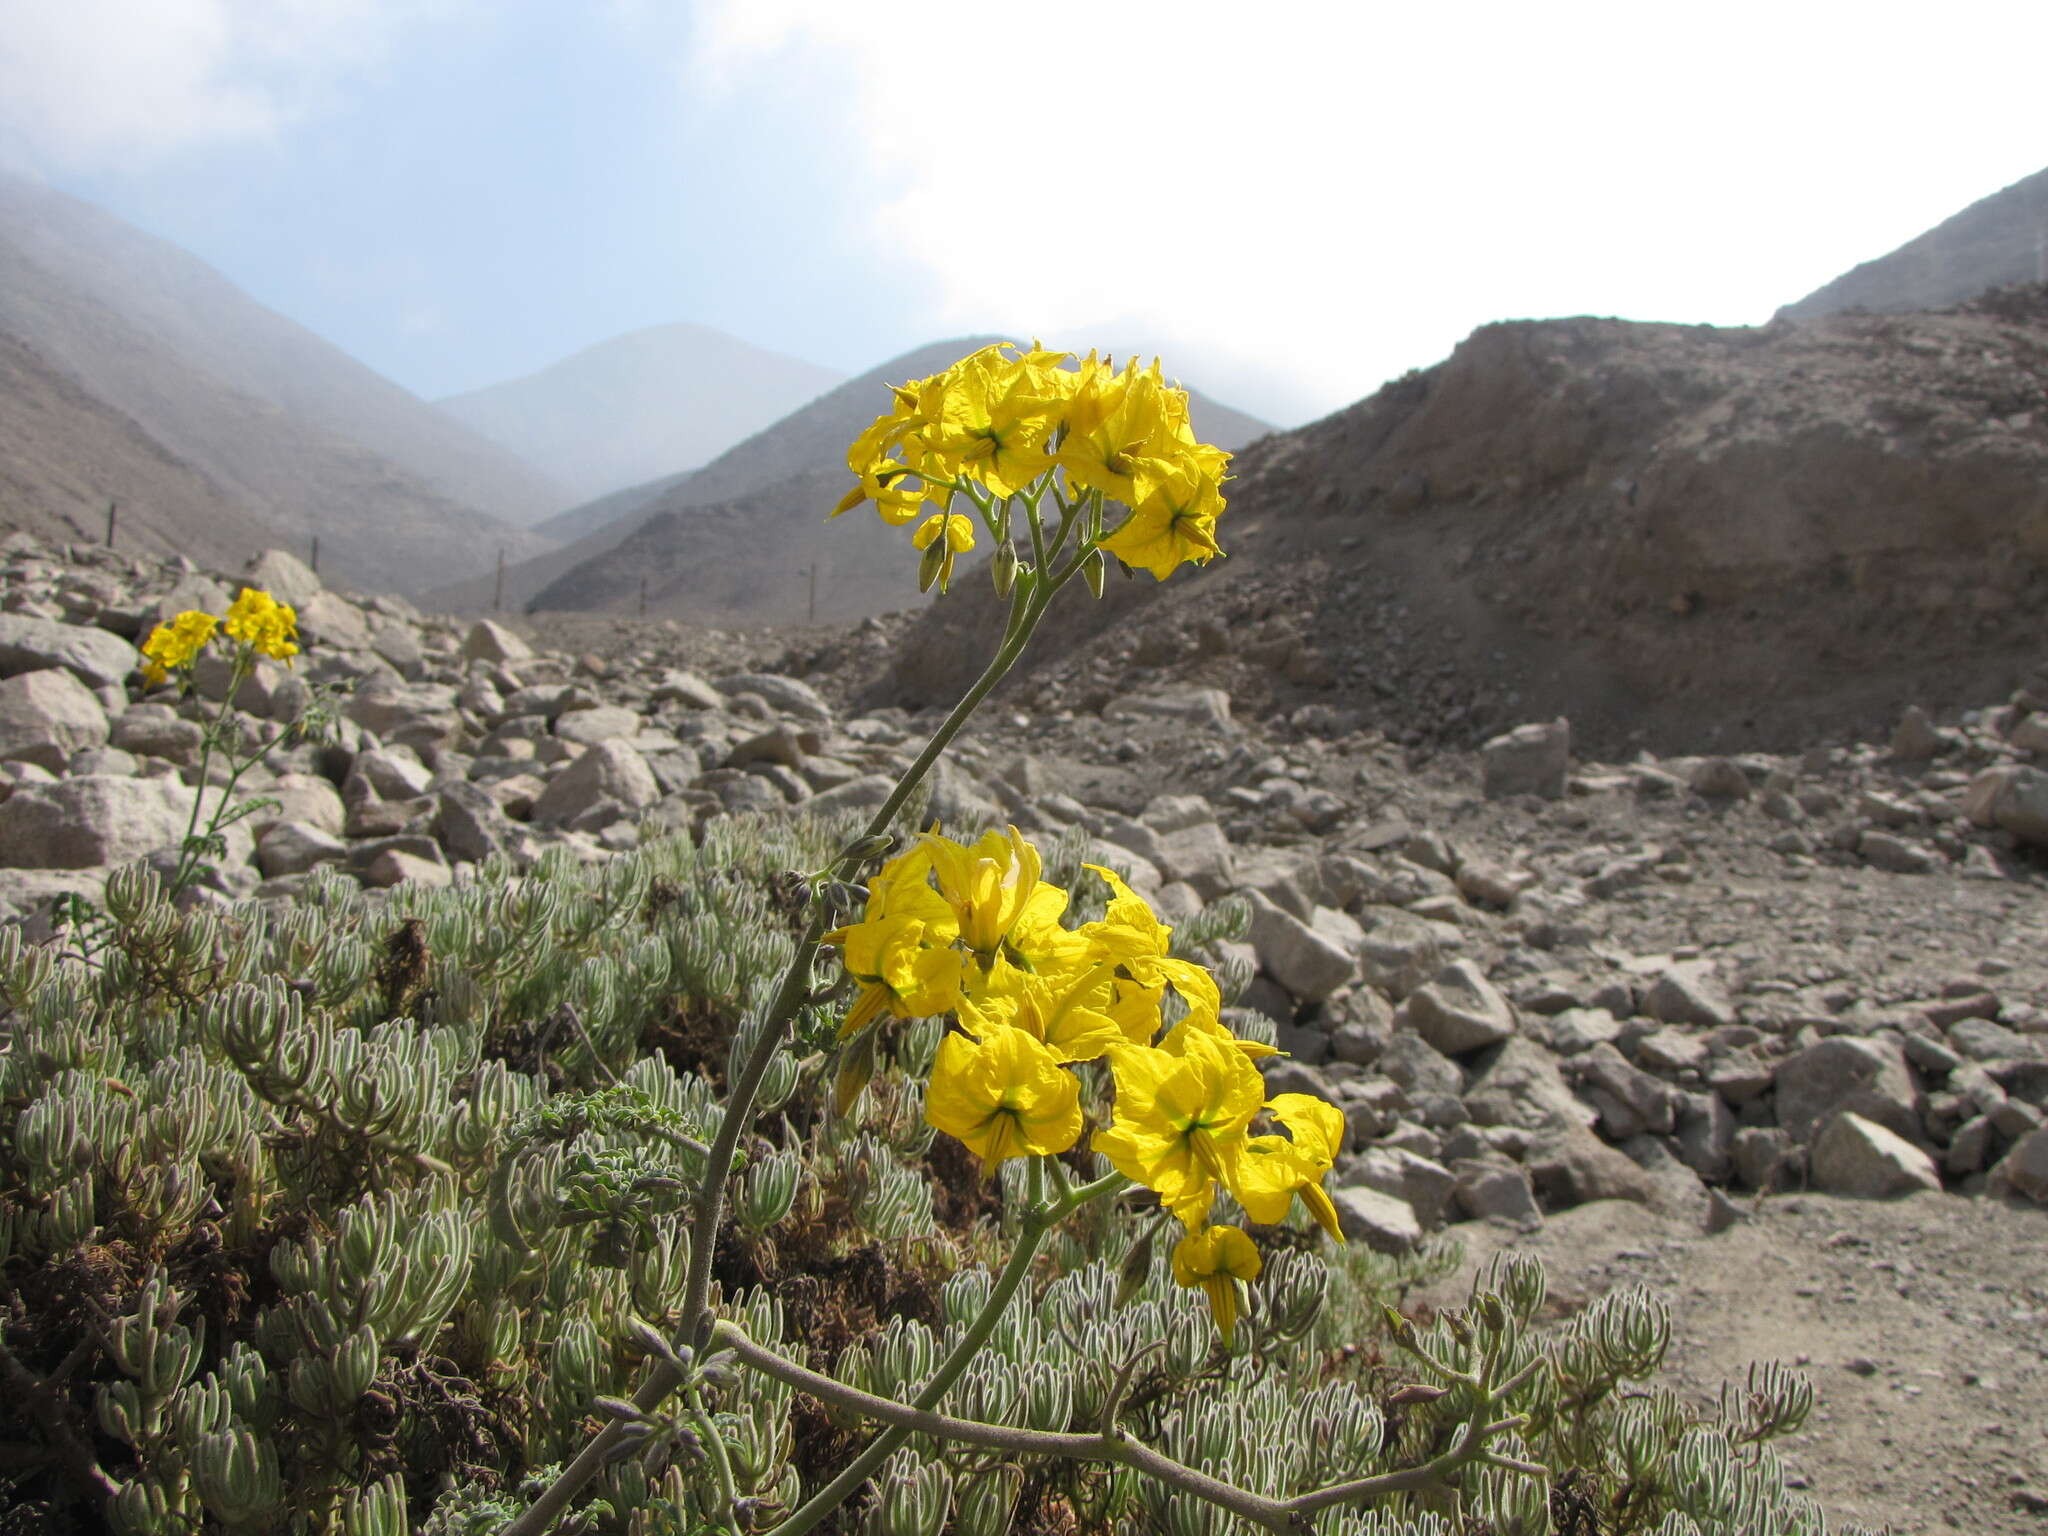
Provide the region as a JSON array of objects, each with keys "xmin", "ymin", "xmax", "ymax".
[{"xmin": 3, "ymin": 0, "xmax": 2044, "ymax": 425}]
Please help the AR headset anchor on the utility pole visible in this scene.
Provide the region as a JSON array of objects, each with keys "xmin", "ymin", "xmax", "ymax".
[
  {"xmin": 105, "ymin": 502, "xmax": 117, "ymax": 548},
  {"xmin": 310, "ymin": 534, "xmax": 320, "ymax": 574},
  {"xmin": 639, "ymin": 576, "xmax": 648, "ymax": 618},
  {"xmin": 493, "ymin": 549, "xmax": 506, "ymax": 612},
  {"xmin": 808, "ymin": 564, "xmax": 817, "ymax": 625}
]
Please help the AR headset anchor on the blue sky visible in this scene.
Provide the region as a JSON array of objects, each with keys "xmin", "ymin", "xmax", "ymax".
[{"xmin": 4, "ymin": 1, "xmax": 2048, "ymax": 427}]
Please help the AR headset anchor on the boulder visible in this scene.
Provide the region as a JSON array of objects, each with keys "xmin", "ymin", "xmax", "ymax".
[
  {"xmin": 1463, "ymin": 1036, "xmax": 1598, "ymax": 1133},
  {"xmin": 241, "ymin": 549, "xmax": 323, "ymax": 609},
  {"xmin": 1641, "ymin": 965, "xmax": 1736, "ymax": 1030},
  {"xmin": 1245, "ymin": 890, "xmax": 1355, "ymax": 1003},
  {"xmin": 716, "ymin": 672, "xmax": 832, "ymax": 722},
  {"xmin": 0, "ymin": 669, "xmax": 109, "ymax": 772},
  {"xmin": 1809, "ymin": 1113, "xmax": 1942, "ymax": 1198},
  {"xmin": 0, "ymin": 614, "xmax": 138, "ymax": 687},
  {"xmin": 1773, "ymin": 1036, "xmax": 1924, "ymax": 1145},
  {"xmin": 463, "ymin": 620, "xmax": 533, "ymax": 665},
  {"xmin": 1354, "ymin": 907, "xmax": 1444, "ymax": 999},
  {"xmin": 0, "ymin": 775, "xmax": 249, "ymax": 869},
  {"xmin": 1988, "ymin": 1130, "xmax": 2048, "ymax": 1205},
  {"xmin": 1480, "ymin": 718, "xmax": 1569, "ymax": 800},
  {"xmin": 556, "ymin": 706, "xmax": 643, "ymax": 747},
  {"xmin": 1326, "ymin": 1185, "xmax": 1422, "ymax": 1254},
  {"xmin": 1399, "ymin": 959, "xmax": 1517, "ymax": 1055},
  {"xmin": 531, "ymin": 739, "xmax": 660, "ymax": 828}
]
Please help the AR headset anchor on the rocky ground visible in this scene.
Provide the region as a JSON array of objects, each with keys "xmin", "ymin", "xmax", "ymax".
[{"xmin": 4, "ymin": 533, "xmax": 2048, "ymax": 1533}]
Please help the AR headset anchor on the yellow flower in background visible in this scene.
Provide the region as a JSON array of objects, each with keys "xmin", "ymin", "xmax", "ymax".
[
  {"xmin": 139, "ymin": 610, "xmax": 219, "ymax": 686},
  {"xmin": 1229, "ymin": 1093, "xmax": 1347, "ymax": 1241},
  {"xmin": 223, "ymin": 588, "xmax": 299, "ymax": 663},
  {"xmin": 925, "ymin": 1024, "xmax": 1082, "ymax": 1173},
  {"xmin": 1172, "ymin": 1223, "xmax": 1262, "ymax": 1344}
]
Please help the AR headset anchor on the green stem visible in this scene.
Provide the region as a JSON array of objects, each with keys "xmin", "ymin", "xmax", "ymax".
[
  {"xmin": 501, "ymin": 549, "xmax": 1071, "ymax": 1536},
  {"xmin": 683, "ymin": 1386, "xmax": 743, "ymax": 1536},
  {"xmin": 764, "ymin": 1168, "xmax": 1118, "ymax": 1536}
]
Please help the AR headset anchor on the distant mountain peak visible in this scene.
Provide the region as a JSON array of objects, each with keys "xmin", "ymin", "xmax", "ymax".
[{"xmin": 435, "ymin": 323, "xmax": 846, "ymax": 506}]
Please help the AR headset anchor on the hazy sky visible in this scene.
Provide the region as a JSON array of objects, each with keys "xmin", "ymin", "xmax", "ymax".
[{"xmin": 3, "ymin": 0, "xmax": 2045, "ymax": 427}]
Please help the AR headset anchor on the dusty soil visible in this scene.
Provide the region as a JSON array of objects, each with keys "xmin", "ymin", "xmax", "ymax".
[{"xmin": 1423, "ymin": 1194, "xmax": 2048, "ymax": 1535}]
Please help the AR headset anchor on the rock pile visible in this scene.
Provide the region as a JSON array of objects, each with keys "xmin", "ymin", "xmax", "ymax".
[{"xmin": 3, "ymin": 530, "xmax": 2046, "ymax": 1239}]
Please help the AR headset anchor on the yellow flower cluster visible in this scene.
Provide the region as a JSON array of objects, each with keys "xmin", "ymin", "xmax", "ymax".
[
  {"xmin": 139, "ymin": 588, "xmax": 299, "ymax": 687},
  {"xmin": 222, "ymin": 587, "xmax": 300, "ymax": 663},
  {"xmin": 832, "ymin": 342, "xmax": 1230, "ymax": 584},
  {"xmin": 139, "ymin": 610, "xmax": 219, "ymax": 687},
  {"xmin": 826, "ymin": 826, "xmax": 1344, "ymax": 1341}
]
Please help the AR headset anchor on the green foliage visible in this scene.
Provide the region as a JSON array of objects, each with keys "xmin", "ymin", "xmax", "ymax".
[{"xmin": 0, "ymin": 808, "xmax": 1875, "ymax": 1535}]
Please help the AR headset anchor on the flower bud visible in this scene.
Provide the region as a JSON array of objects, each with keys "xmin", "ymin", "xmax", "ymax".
[{"xmin": 1083, "ymin": 548, "xmax": 1106, "ymax": 599}]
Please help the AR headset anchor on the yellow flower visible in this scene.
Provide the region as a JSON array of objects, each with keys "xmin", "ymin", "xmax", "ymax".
[
  {"xmin": 956, "ymin": 962, "xmax": 1128, "ymax": 1064},
  {"xmin": 1172, "ymin": 1223, "xmax": 1262, "ymax": 1344},
  {"xmin": 1229, "ymin": 1093, "xmax": 1347, "ymax": 1242},
  {"xmin": 910, "ymin": 511, "xmax": 977, "ymax": 594},
  {"xmin": 1055, "ymin": 354, "xmax": 1178, "ymax": 506},
  {"xmin": 139, "ymin": 610, "xmax": 219, "ymax": 686},
  {"xmin": 222, "ymin": 588, "xmax": 299, "ymax": 663},
  {"xmin": 825, "ymin": 844, "xmax": 963, "ymax": 1038},
  {"xmin": 921, "ymin": 346, "xmax": 1061, "ymax": 497},
  {"xmin": 925, "ymin": 1024, "xmax": 1082, "ymax": 1174},
  {"xmin": 921, "ymin": 826, "xmax": 1088, "ymax": 983},
  {"xmin": 832, "ymin": 458, "xmax": 932, "ymax": 526},
  {"xmin": 1100, "ymin": 463, "xmax": 1225, "ymax": 581},
  {"xmin": 1093, "ymin": 1027, "xmax": 1266, "ymax": 1224}
]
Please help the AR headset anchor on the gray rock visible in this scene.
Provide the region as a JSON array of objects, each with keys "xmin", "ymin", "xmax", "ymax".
[
  {"xmin": 344, "ymin": 748, "xmax": 434, "ymax": 804},
  {"xmin": 652, "ymin": 669, "xmax": 724, "ymax": 709},
  {"xmin": 1773, "ymin": 1036, "xmax": 1924, "ymax": 1145},
  {"xmin": 1988, "ymin": 1130, "xmax": 2048, "ymax": 1204},
  {"xmin": 110, "ymin": 706, "xmax": 205, "ymax": 766},
  {"xmin": 1526, "ymin": 1127, "xmax": 1665, "ymax": 1210},
  {"xmin": 532, "ymin": 739, "xmax": 661, "ymax": 828},
  {"xmin": 1565, "ymin": 1042, "xmax": 1676, "ymax": 1138},
  {"xmin": 716, "ymin": 672, "xmax": 832, "ymax": 721},
  {"xmin": 1642, "ymin": 965, "xmax": 1736, "ymax": 1030},
  {"xmin": 256, "ymin": 821, "xmax": 348, "ymax": 878},
  {"xmin": 1400, "ymin": 959, "xmax": 1517, "ymax": 1055},
  {"xmin": 435, "ymin": 782, "xmax": 523, "ymax": 864},
  {"xmin": 0, "ymin": 614, "xmax": 138, "ymax": 687},
  {"xmin": 1462, "ymin": 1036, "xmax": 1598, "ymax": 1134},
  {"xmin": 1480, "ymin": 718, "xmax": 1570, "ymax": 800},
  {"xmin": 1327, "ymin": 1185, "xmax": 1422, "ymax": 1254},
  {"xmin": 463, "ymin": 620, "xmax": 533, "ymax": 665},
  {"xmin": 1809, "ymin": 1113, "xmax": 1942, "ymax": 1198},
  {"xmin": 1340, "ymin": 1147, "xmax": 1456, "ymax": 1229},
  {"xmin": 1154, "ymin": 821, "xmax": 1235, "ymax": 898},
  {"xmin": 556, "ymin": 706, "xmax": 643, "ymax": 746},
  {"xmin": 1688, "ymin": 757, "xmax": 1752, "ymax": 799},
  {"xmin": 362, "ymin": 848, "xmax": 453, "ymax": 890},
  {"xmin": 297, "ymin": 591, "xmax": 374, "ymax": 650},
  {"xmin": 1245, "ymin": 890, "xmax": 1356, "ymax": 1003},
  {"xmin": 1860, "ymin": 830, "xmax": 1937, "ymax": 874},
  {"xmin": 241, "ymin": 549, "xmax": 323, "ymax": 609},
  {"xmin": 1450, "ymin": 1159, "xmax": 1543, "ymax": 1227},
  {"xmin": 0, "ymin": 775, "xmax": 247, "ymax": 869},
  {"xmin": 252, "ymin": 773, "xmax": 346, "ymax": 838},
  {"xmin": 1378, "ymin": 1031, "xmax": 1464, "ymax": 1098},
  {"xmin": 1354, "ymin": 907, "xmax": 1444, "ymax": 999},
  {"xmin": 0, "ymin": 668, "xmax": 109, "ymax": 772}
]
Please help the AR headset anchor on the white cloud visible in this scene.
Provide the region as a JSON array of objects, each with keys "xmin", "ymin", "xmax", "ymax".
[
  {"xmin": 0, "ymin": 0, "xmax": 444, "ymax": 169},
  {"xmin": 689, "ymin": 0, "xmax": 2048, "ymax": 422}
]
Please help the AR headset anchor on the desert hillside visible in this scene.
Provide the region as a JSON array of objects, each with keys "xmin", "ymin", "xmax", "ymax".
[
  {"xmin": 1781, "ymin": 164, "xmax": 2048, "ymax": 320},
  {"xmin": 878, "ymin": 289, "xmax": 2048, "ymax": 758}
]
